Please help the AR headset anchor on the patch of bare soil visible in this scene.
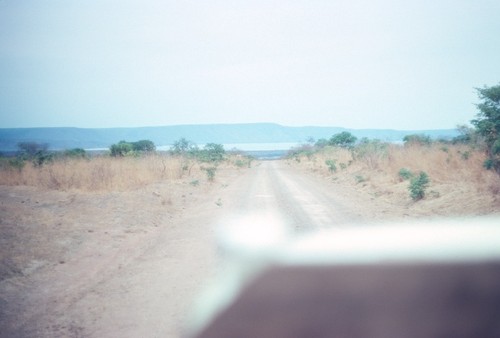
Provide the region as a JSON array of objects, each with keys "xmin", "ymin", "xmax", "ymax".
[{"xmin": 0, "ymin": 167, "xmax": 246, "ymax": 338}]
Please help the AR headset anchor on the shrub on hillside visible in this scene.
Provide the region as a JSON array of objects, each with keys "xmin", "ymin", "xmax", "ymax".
[
  {"xmin": 202, "ymin": 166, "xmax": 217, "ymax": 182},
  {"xmin": 353, "ymin": 139, "xmax": 388, "ymax": 169},
  {"xmin": 409, "ymin": 171, "xmax": 430, "ymax": 201},
  {"xmin": 398, "ymin": 168, "xmax": 413, "ymax": 181},
  {"xmin": 329, "ymin": 131, "xmax": 357, "ymax": 148},
  {"xmin": 325, "ymin": 159, "xmax": 337, "ymax": 173}
]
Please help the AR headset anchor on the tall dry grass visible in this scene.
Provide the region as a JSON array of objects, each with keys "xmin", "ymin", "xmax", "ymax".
[
  {"xmin": 0, "ymin": 155, "xmax": 197, "ymax": 191},
  {"xmin": 292, "ymin": 143, "xmax": 500, "ymax": 198}
]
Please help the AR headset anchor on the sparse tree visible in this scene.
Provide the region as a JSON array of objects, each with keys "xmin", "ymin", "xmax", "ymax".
[
  {"xmin": 202, "ymin": 143, "xmax": 225, "ymax": 162},
  {"xmin": 132, "ymin": 140, "xmax": 155, "ymax": 152},
  {"xmin": 329, "ymin": 132, "xmax": 357, "ymax": 148},
  {"xmin": 171, "ymin": 138, "xmax": 194, "ymax": 155},
  {"xmin": 471, "ymin": 83, "xmax": 500, "ymax": 172},
  {"xmin": 110, "ymin": 141, "xmax": 133, "ymax": 157},
  {"xmin": 314, "ymin": 138, "xmax": 329, "ymax": 148},
  {"xmin": 17, "ymin": 142, "xmax": 52, "ymax": 166},
  {"xmin": 17, "ymin": 142, "xmax": 49, "ymax": 157}
]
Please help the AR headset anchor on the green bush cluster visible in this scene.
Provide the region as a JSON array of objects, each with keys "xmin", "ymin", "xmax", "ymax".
[
  {"xmin": 409, "ymin": 171, "xmax": 430, "ymax": 201},
  {"xmin": 202, "ymin": 166, "xmax": 217, "ymax": 182},
  {"xmin": 315, "ymin": 131, "xmax": 357, "ymax": 149},
  {"xmin": 398, "ymin": 168, "xmax": 413, "ymax": 181},
  {"xmin": 403, "ymin": 134, "xmax": 432, "ymax": 146},
  {"xmin": 15, "ymin": 142, "xmax": 54, "ymax": 167},
  {"xmin": 169, "ymin": 138, "xmax": 227, "ymax": 182},
  {"xmin": 110, "ymin": 140, "xmax": 156, "ymax": 157},
  {"xmin": 325, "ymin": 159, "xmax": 337, "ymax": 173}
]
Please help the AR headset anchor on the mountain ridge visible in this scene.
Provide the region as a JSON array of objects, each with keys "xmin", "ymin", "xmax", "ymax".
[{"xmin": 0, "ymin": 123, "xmax": 458, "ymax": 151}]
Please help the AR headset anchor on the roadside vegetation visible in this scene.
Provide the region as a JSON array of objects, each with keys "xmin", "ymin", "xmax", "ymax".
[
  {"xmin": 287, "ymin": 135, "xmax": 499, "ymax": 209},
  {"xmin": 0, "ymin": 138, "xmax": 253, "ymax": 191},
  {"xmin": 287, "ymin": 83, "xmax": 500, "ymax": 212}
]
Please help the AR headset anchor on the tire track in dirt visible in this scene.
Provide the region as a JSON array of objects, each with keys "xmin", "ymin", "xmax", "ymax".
[{"xmin": 220, "ymin": 161, "xmax": 364, "ymax": 238}]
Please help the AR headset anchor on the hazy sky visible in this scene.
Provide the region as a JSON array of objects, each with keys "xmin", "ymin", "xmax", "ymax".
[{"xmin": 1, "ymin": 0, "xmax": 499, "ymax": 130}]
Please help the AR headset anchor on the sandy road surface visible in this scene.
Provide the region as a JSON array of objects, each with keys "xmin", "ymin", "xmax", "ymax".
[
  {"xmin": 1, "ymin": 160, "xmax": 379, "ymax": 338},
  {"xmin": 219, "ymin": 161, "xmax": 369, "ymax": 238}
]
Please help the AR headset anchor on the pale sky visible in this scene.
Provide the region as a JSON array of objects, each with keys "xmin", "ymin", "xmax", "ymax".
[{"xmin": 1, "ymin": 0, "xmax": 499, "ymax": 130}]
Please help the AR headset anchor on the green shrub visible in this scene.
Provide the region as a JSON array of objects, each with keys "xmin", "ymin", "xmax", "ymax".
[
  {"xmin": 195, "ymin": 143, "xmax": 226, "ymax": 163},
  {"xmin": 17, "ymin": 142, "xmax": 53, "ymax": 167},
  {"xmin": 131, "ymin": 140, "xmax": 156, "ymax": 152},
  {"xmin": 409, "ymin": 171, "xmax": 430, "ymax": 201},
  {"xmin": 234, "ymin": 156, "xmax": 253, "ymax": 168},
  {"xmin": 403, "ymin": 134, "xmax": 432, "ymax": 146},
  {"xmin": 202, "ymin": 166, "xmax": 217, "ymax": 181},
  {"xmin": 353, "ymin": 139, "xmax": 388, "ymax": 169},
  {"xmin": 64, "ymin": 148, "xmax": 87, "ymax": 158},
  {"xmin": 459, "ymin": 150, "xmax": 470, "ymax": 160},
  {"xmin": 398, "ymin": 168, "xmax": 413, "ymax": 181},
  {"xmin": 32, "ymin": 151, "xmax": 54, "ymax": 167},
  {"xmin": 110, "ymin": 141, "xmax": 134, "ymax": 157},
  {"xmin": 110, "ymin": 140, "xmax": 155, "ymax": 157},
  {"xmin": 484, "ymin": 158, "xmax": 495, "ymax": 170},
  {"xmin": 325, "ymin": 159, "xmax": 337, "ymax": 173},
  {"xmin": 171, "ymin": 138, "xmax": 197, "ymax": 155},
  {"xmin": 329, "ymin": 132, "xmax": 357, "ymax": 148},
  {"xmin": 234, "ymin": 159, "xmax": 245, "ymax": 167},
  {"xmin": 10, "ymin": 157, "xmax": 26, "ymax": 170},
  {"xmin": 355, "ymin": 175, "xmax": 366, "ymax": 184}
]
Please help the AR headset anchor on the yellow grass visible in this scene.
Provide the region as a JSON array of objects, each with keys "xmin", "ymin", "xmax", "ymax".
[
  {"xmin": 290, "ymin": 144, "xmax": 500, "ymax": 212},
  {"xmin": 0, "ymin": 155, "xmax": 197, "ymax": 191},
  {"xmin": 0, "ymin": 154, "xmax": 252, "ymax": 191},
  {"xmin": 299, "ymin": 144, "xmax": 496, "ymax": 185}
]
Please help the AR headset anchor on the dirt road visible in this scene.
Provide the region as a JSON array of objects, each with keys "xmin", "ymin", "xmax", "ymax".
[{"xmin": 1, "ymin": 160, "xmax": 387, "ymax": 338}]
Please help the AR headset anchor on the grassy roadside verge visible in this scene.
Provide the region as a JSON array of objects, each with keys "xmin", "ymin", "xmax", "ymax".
[
  {"xmin": 0, "ymin": 153, "xmax": 253, "ymax": 192},
  {"xmin": 286, "ymin": 143, "xmax": 500, "ymax": 215}
]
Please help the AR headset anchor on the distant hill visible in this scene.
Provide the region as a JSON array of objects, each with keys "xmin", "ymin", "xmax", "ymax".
[{"xmin": 0, "ymin": 123, "xmax": 458, "ymax": 152}]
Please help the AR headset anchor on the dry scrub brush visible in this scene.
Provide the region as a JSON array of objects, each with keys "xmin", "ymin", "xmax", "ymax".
[
  {"xmin": 0, "ymin": 154, "xmax": 196, "ymax": 191},
  {"xmin": 291, "ymin": 143, "xmax": 500, "ymax": 198},
  {"xmin": 0, "ymin": 153, "xmax": 254, "ymax": 191}
]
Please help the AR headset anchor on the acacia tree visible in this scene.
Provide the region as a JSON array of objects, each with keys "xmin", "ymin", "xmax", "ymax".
[
  {"xmin": 329, "ymin": 131, "xmax": 357, "ymax": 148},
  {"xmin": 471, "ymin": 83, "xmax": 500, "ymax": 173},
  {"xmin": 171, "ymin": 138, "xmax": 195, "ymax": 155},
  {"xmin": 17, "ymin": 142, "xmax": 53, "ymax": 166},
  {"xmin": 132, "ymin": 140, "xmax": 155, "ymax": 152}
]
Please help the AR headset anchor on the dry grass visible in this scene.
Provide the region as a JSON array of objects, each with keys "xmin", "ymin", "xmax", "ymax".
[
  {"xmin": 289, "ymin": 143, "xmax": 500, "ymax": 215},
  {"xmin": 0, "ymin": 154, "xmax": 253, "ymax": 192},
  {"xmin": 0, "ymin": 155, "xmax": 197, "ymax": 191}
]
